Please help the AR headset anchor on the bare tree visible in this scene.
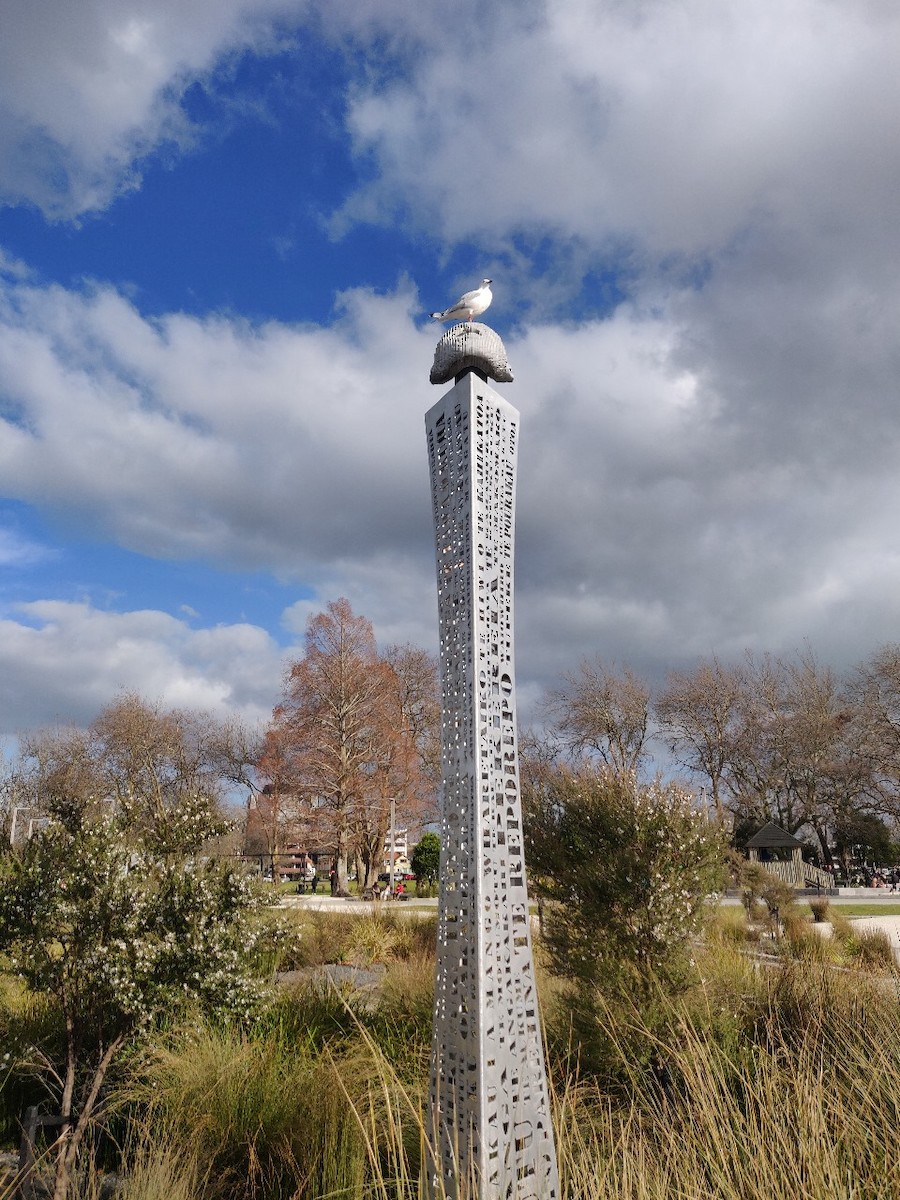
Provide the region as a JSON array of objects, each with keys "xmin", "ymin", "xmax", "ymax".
[
  {"xmin": 657, "ymin": 648, "xmax": 879, "ymax": 858},
  {"xmin": 11, "ymin": 694, "xmax": 243, "ymax": 845},
  {"xmin": 550, "ymin": 658, "xmax": 652, "ymax": 775},
  {"xmin": 205, "ymin": 716, "xmax": 265, "ymax": 803},
  {"xmin": 776, "ymin": 651, "xmax": 870, "ymax": 861},
  {"xmin": 90, "ymin": 693, "xmax": 228, "ymax": 829},
  {"xmin": 847, "ymin": 644, "xmax": 900, "ymax": 817},
  {"xmin": 539, "ymin": 642, "xmax": 900, "ymax": 859},
  {"xmin": 12, "ymin": 726, "xmax": 102, "ymax": 819},
  {"xmin": 656, "ymin": 656, "xmax": 742, "ymax": 822},
  {"xmin": 383, "ymin": 642, "xmax": 441, "ymax": 823},
  {"xmin": 726, "ymin": 651, "xmax": 866, "ymax": 850}
]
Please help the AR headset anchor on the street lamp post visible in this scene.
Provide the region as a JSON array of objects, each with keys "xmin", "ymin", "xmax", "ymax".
[{"xmin": 388, "ymin": 797, "xmax": 396, "ymax": 897}]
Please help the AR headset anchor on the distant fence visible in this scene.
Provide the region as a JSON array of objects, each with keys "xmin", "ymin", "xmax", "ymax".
[{"xmin": 761, "ymin": 859, "xmax": 833, "ymax": 890}]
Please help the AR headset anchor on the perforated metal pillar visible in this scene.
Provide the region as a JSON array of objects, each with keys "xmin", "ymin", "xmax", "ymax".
[{"xmin": 425, "ymin": 370, "xmax": 559, "ymax": 1200}]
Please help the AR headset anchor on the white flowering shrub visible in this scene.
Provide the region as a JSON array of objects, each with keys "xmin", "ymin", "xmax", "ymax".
[
  {"xmin": 0, "ymin": 790, "xmax": 272, "ymax": 1199},
  {"xmin": 524, "ymin": 767, "xmax": 726, "ymax": 998}
]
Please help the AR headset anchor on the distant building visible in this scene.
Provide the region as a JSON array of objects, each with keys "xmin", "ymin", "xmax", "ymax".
[
  {"xmin": 384, "ymin": 826, "xmax": 408, "ymax": 872},
  {"xmin": 243, "ymin": 787, "xmax": 333, "ymax": 880}
]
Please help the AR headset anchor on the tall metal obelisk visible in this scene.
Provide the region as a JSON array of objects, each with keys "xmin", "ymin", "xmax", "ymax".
[{"xmin": 425, "ymin": 324, "xmax": 559, "ymax": 1200}]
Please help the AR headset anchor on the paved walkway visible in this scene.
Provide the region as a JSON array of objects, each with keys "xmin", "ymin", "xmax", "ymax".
[
  {"xmin": 277, "ymin": 892, "xmax": 900, "ymax": 960},
  {"xmin": 278, "ymin": 893, "xmax": 438, "ymax": 914}
]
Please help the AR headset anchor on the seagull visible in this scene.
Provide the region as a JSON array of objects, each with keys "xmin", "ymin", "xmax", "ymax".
[{"xmin": 430, "ymin": 279, "xmax": 493, "ymax": 324}]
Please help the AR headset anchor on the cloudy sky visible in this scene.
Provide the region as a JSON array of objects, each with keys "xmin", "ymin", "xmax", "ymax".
[{"xmin": 1, "ymin": 0, "xmax": 899, "ymax": 745}]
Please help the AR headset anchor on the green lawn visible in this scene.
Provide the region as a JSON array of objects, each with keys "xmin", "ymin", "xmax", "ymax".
[{"xmin": 823, "ymin": 902, "xmax": 900, "ymax": 917}]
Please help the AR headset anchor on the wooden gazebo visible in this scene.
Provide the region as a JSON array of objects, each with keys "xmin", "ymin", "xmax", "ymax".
[{"xmin": 746, "ymin": 822, "xmax": 832, "ymax": 890}]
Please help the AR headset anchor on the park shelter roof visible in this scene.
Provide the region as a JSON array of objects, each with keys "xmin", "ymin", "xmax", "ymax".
[{"xmin": 746, "ymin": 822, "xmax": 802, "ymax": 850}]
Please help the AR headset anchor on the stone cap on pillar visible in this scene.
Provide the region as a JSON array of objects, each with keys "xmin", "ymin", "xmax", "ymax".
[{"xmin": 430, "ymin": 322, "xmax": 514, "ymax": 385}]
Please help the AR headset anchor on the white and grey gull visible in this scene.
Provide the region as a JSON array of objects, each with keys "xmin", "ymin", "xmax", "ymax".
[{"xmin": 430, "ymin": 278, "xmax": 493, "ymax": 324}]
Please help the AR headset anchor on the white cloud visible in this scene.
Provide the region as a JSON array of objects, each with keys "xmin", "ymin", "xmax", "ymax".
[
  {"xmin": 0, "ymin": 277, "xmax": 435, "ymax": 571},
  {"xmin": 0, "ymin": 0, "xmax": 455, "ymax": 220},
  {"xmin": 340, "ymin": 0, "xmax": 900, "ymax": 265},
  {"xmin": 0, "ymin": 528, "xmax": 49, "ymax": 568},
  {"xmin": 0, "ymin": 0, "xmax": 300, "ymax": 217},
  {"xmin": 2, "ymin": 0, "xmax": 897, "ymax": 275},
  {"xmin": 0, "ymin": 249, "xmax": 30, "ymax": 280},
  {"xmin": 3, "ymin": 267, "xmax": 900, "ymax": 743},
  {"xmin": 0, "ymin": 600, "xmax": 284, "ymax": 734},
  {"xmin": 1, "ymin": 0, "xmax": 900, "ymax": 739}
]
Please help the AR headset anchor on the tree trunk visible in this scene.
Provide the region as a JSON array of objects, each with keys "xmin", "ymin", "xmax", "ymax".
[
  {"xmin": 52, "ymin": 1035, "xmax": 125, "ymax": 1200},
  {"xmin": 354, "ymin": 850, "xmax": 366, "ymax": 890},
  {"xmin": 52, "ymin": 1012, "xmax": 77, "ymax": 1200},
  {"xmin": 360, "ymin": 835, "xmax": 381, "ymax": 890},
  {"xmin": 710, "ymin": 779, "xmax": 725, "ymax": 825},
  {"xmin": 335, "ymin": 852, "xmax": 350, "ymax": 894},
  {"xmin": 812, "ymin": 822, "xmax": 830, "ymax": 866}
]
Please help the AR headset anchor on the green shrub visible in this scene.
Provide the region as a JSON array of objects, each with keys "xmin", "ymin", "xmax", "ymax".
[
  {"xmin": 410, "ymin": 832, "xmax": 440, "ymax": 890},
  {"xmin": 741, "ymin": 863, "xmax": 799, "ymax": 938},
  {"xmin": 525, "ymin": 767, "xmax": 726, "ymax": 1002},
  {"xmin": 251, "ymin": 911, "xmax": 307, "ymax": 974}
]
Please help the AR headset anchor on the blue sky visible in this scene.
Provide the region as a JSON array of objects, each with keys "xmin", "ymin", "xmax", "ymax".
[{"xmin": 1, "ymin": 0, "xmax": 900, "ymax": 745}]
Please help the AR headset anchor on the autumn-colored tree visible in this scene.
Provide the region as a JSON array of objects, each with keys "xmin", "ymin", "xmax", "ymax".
[
  {"xmin": 251, "ymin": 721, "xmax": 312, "ymax": 869},
  {"xmin": 348, "ymin": 643, "xmax": 438, "ymax": 888},
  {"xmin": 263, "ymin": 599, "xmax": 427, "ymax": 894}
]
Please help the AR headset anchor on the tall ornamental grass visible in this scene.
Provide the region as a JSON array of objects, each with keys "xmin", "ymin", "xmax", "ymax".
[{"xmin": 5, "ymin": 908, "xmax": 900, "ymax": 1199}]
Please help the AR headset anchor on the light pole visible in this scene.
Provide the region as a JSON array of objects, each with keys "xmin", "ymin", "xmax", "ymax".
[{"xmin": 388, "ymin": 797, "xmax": 396, "ymax": 897}]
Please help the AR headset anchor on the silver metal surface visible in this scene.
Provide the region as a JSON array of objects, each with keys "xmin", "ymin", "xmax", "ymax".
[{"xmin": 425, "ymin": 368, "xmax": 559, "ymax": 1200}]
